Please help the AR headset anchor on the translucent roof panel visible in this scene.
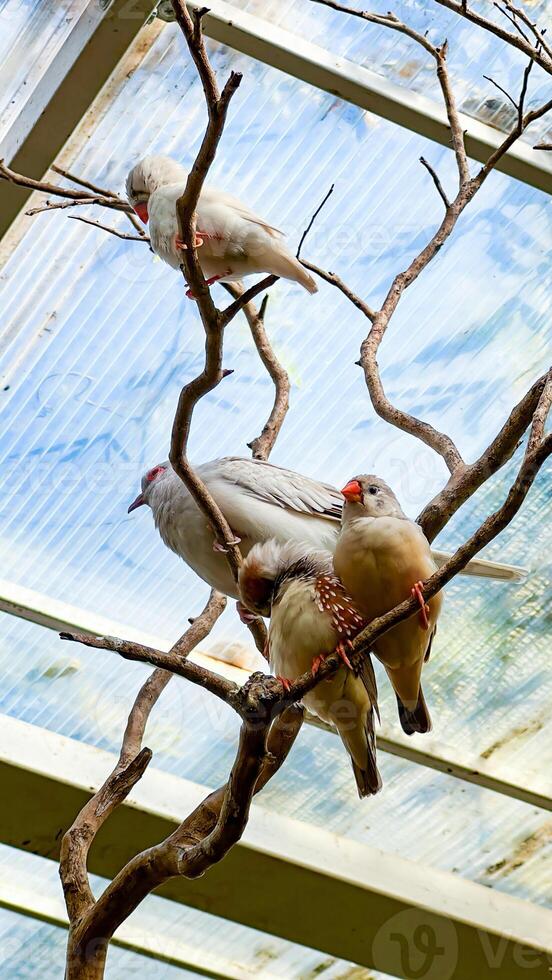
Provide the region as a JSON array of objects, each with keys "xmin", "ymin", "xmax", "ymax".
[
  {"xmin": 0, "ymin": 0, "xmax": 104, "ymax": 160},
  {"xmin": 0, "ymin": 11, "xmax": 550, "ymax": 937},
  {"xmin": 0, "ymin": 845, "xmax": 396, "ymax": 979},
  {"xmin": 228, "ymin": 0, "xmax": 552, "ymax": 142}
]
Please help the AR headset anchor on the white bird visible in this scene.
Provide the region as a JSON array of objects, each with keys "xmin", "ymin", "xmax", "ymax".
[
  {"xmin": 334, "ymin": 475, "xmax": 443, "ymax": 736},
  {"xmin": 125, "ymin": 155, "xmax": 318, "ymax": 294},
  {"xmin": 239, "ymin": 539, "xmax": 382, "ymax": 797},
  {"xmin": 127, "ymin": 457, "xmax": 525, "ymax": 601}
]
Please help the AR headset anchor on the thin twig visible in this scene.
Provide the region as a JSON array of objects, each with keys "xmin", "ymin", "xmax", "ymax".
[
  {"xmin": 25, "ymin": 198, "xmax": 104, "ymax": 216},
  {"xmin": 223, "ymin": 284, "xmax": 290, "ymax": 460},
  {"xmin": 51, "ymin": 164, "xmax": 147, "ymax": 236},
  {"xmin": 501, "ymin": 0, "xmax": 552, "ymax": 61},
  {"xmin": 494, "ymin": 1, "xmax": 531, "ymax": 43},
  {"xmin": 296, "ymin": 183, "xmax": 334, "ymax": 259},
  {"xmin": 67, "ymin": 215, "xmax": 151, "ymax": 242},
  {"xmin": 220, "ymin": 275, "xmax": 277, "ymax": 327},
  {"xmin": 301, "ymin": 260, "xmax": 377, "ymax": 321},
  {"xmin": 50, "ymin": 164, "xmax": 120, "ymax": 199},
  {"xmin": 419, "ymin": 156, "xmax": 450, "ymax": 208}
]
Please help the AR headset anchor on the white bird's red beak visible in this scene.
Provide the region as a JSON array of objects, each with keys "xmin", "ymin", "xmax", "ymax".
[
  {"xmin": 134, "ymin": 202, "xmax": 149, "ymax": 224},
  {"xmin": 341, "ymin": 479, "xmax": 362, "ymax": 503}
]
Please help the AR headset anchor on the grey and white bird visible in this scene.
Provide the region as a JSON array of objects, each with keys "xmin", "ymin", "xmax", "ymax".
[
  {"xmin": 127, "ymin": 457, "xmax": 525, "ymax": 600},
  {"xmin": 334, "ymin": 475, "xmax": 443, "ymax": 736},
  {"xmin": 239, "ymin": 539, "xmax": 382, "ymax": 797},
  {"xmin": 125, "ymin": 155, "xmax": 318, "ymax": 294}
]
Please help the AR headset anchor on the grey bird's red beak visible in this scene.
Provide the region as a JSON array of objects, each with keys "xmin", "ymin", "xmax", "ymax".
[{"xmin": 128, "ymin": 493, "xmax": 145, "ymax": 514}]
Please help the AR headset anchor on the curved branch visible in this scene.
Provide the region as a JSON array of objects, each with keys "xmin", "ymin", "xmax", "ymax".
[
  {"xmin": 418, "ymin": 370, "xmax": 550, "ymax": 540},
  {"xmin": 223, "ymin": 284, "xmax": 290, "ymax": 460},
  {"xmin": 59, "ymin": 591, "xmax": 226, "ymax": 926},
  {"xmin": 68, "ymin": 215, "xmax": 150, "ymax": 242},
  {"xmin": 301, "ymin": 259, "xmax": 376, "ymax": 321},
  {"xmin": 72, "ymin": 703, "xmax": 304, "ymax": 952}
]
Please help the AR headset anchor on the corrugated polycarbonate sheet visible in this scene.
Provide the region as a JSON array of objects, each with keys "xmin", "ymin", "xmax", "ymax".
[
  {"xmin": 0, "ymin": 10, "xmax": 550, "ymax": 936},
  {"xmin": 229, "ymin": 0, "xmax": 552, "ymax": 143},
  {"xmin": 0, "ymin": 845, "xmax": 392, "ymax": 979}
]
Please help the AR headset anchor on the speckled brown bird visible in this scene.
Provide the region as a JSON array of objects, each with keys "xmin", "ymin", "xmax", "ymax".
[{"xmin": 239, "ymin": 539, "xmax": 381, "ymax": 797}]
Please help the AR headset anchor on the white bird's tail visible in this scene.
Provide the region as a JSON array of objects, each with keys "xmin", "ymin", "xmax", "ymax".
[
  {"xmin": 432, "ymin": 551, "xmax": 526, "ymax": 582},
  {"xmin": 268, "ymin": 245, "xmax": 318, "ymax": 293}
]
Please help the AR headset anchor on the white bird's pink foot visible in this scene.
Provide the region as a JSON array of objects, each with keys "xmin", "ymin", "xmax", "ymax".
[
  {"xmin": 212, "ymin": 535, "xmax": 241, "ymax": 553},
  {"xmin": 186, "ymin": 274, "xmax": 224, "ymax": 299},
  {"xmin": 175, "ymin": 234, "xmax": 204, "ymax": 250}
]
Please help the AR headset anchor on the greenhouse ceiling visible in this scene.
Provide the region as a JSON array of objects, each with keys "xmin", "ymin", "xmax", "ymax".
[{"xmin": 0, "ymin": 1, "xmax": 550, "ymax": 978}]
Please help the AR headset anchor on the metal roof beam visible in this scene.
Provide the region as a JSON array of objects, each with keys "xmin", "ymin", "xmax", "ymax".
[
  {"xmin": 2, "ymin": 713, "xmax": 552, "ymax": 979},
  {"xmin": 0, "ymin": 576, "xmax": 551, "ymax": 812}
]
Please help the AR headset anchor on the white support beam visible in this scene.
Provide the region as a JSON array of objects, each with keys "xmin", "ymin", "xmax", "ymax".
[
  {"xmin": 0, "ymin": 1, "xmax": 105, "ymax": 165},
  {"xmin": 1, "ymin": 714, "xmax": 552, "ymax": 979},
  {"xmin": 0, "ymin": 879, "xmax": 263, "ymax": 980},
  {"xmin": 187, "ymin": 0, "xmax": 552, "ymax": 195},
  {"xmin": 1, "ymin": 576, "xmax": 551, "ymax": 812},
  {"xmin": 0, "ymin": 0, "xmax": 157, "ymax": 238}
]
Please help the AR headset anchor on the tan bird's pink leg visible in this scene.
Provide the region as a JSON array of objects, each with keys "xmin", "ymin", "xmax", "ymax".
[{"xmin": 411, "ymin": 580, "xmax": 430, "ymax": 630}]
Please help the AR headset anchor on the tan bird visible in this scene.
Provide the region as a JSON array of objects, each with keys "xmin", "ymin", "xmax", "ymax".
[
  {"xmin": 334, "ymin": 475, "xmax": 443, "ymax": 736},
  {"xmin": 239, "ymin": 540, "xmax": 382, "ymax": 797}
]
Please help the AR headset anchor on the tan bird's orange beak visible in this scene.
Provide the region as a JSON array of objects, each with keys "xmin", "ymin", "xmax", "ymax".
[{"xmin": 341, "ymin": 479, "xmax": 362, "ymax": 503}]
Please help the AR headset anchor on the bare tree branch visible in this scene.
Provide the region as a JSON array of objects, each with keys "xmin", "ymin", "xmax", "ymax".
[
  {"xmin": 50, "ymin": 164, "xmax": 122, "ymax": 200},
  {"xmin": 418, "ymin": 370, "xmax": 550, "ymax": 540},
  {"xmin": 223, "ymin": 284, "xmax": 290, "ymax": 460},
  {"xmin": 58, "ymin": 590, "xmax": 226, "ymax": 936},
  {"xmin": 219, "ymin": 275, "xmax": 277, "ymax": 326},
  {"xmin": 301, "ymin": 259, "xmax": 377, "ymax": 321},
  {"xmin": 49, "ymin": 3, "xmax": 551, "ymax": 975},
  {"xmin": 431, "ymin": 0, "xmax": 552, "ymax": 75},
  {"xmin": 307, "ymin": 0, "xmax": 551, "ymax": 497},
  {"xmin": 0, "ymin": 159, "xmax": 132, "ymax": 213},
  {"xmin": 67, "ymin": 692, "xmax": 303, "ymax": 966},
  {"xmin": 528, "ymin": 369, "xmax": 552, "ymax": 453},
  {"xmin": 60, "ymin": 618, "xmax": 242, "ymax": 713},
  {"xmin": 499, "ymin": 1, "xmax": 552, "ymax": 61}
]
